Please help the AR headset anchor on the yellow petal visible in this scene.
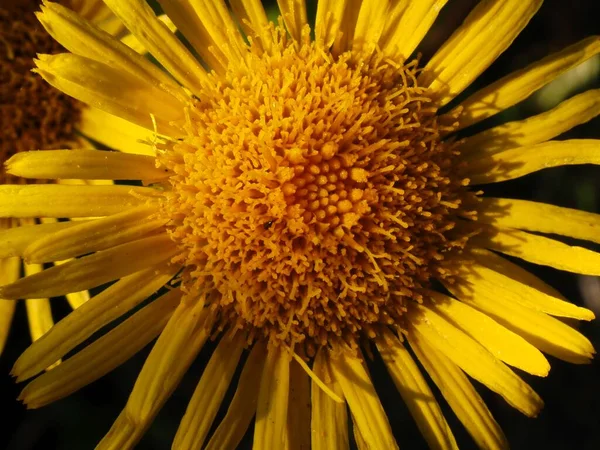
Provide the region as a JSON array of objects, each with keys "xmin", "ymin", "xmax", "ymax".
[
  {"xmin": 376, "ymin": 328, "xmax": 458, "ymax": 450},
  {"xmin": 428, "ymin": 291, "xmax": 550, "ymax": 376},
  {"xmin": 18, "ymin": 288, "xmax": 181, "ymax": 409},
  {"xmin": 329, "ymin": 349, "xmax": 398, "ymax": 450},
  {"xmin": 476, "ymin": 224, "xmax": 600, "ymax": 276},
  {"xmin": 24, "ymin": 205, "xmax": 165, "ymax": 263},
  {"xmin": 409, "ymin": 303, "xmax": 544, "ymax": 417},
  {"xmin": 353, "ymin": 0, "xmax": 390, "ymax": 56},
  {"xmin": 0, "ymin": 184, "xmax": 155, "ymax": 218},
  {"xmin": 230, "ymin": 0, "xmax": 273, "ymax": 53},
  {"xmin": 408, "ymin": 333, "xmax": 508, "ymax": 450},
  {"xmin": 351, "ymin": 413, "xmax": 370, "ymax": 450},
  {"xmin": 460, "ymin": 89, "xmax": 600, "ymax": 155},
  {"xmin": 35, "ymin": 53, "xmax": 183, "ymax": 136},
  {"xmin": 419, "ymin": 0, "xmax": 542, "ymax": 106},
  {"xmin": 466, "ymin": 139, "xmax": 600, "ymax": 184},
  {"xmin": 0, "ymin": 234, "xmax": 178, "ymax": 299},
  {"xmin": 0, "ymin": 257, "xmax": 21, "ymax": 355},
  {"xmin": 120, "ymin": 14, "xmax": 177, "ymax": 54},
  {"xmin": 478, "ymin": 197, "xmax": 600, "ymax": 245},
  {"xmin": 173, "ymin": 333, "xmax": 246, "ymax": 450},
  {"xmin": 97, "ymin": 296, "xmax": 213, "ymax": 450},
  {"xmin": 287, "ymin": 356, "xmax": 311, "ymax": 450},
  {"xmin": 0, "ymin": 220, "xmax": 79, "ymax": 259},
  {"xmin": 315, "ymin": 0, "xmax": 349, "ymax": 49},
  {"xmin": 311, "ymin": 348, "xmax": 349, "ymax": 450},
  {"xmin": 205, "ymin": 343, "xmax": 267, "ymax": 450},
  {"xmin": 380, "ymin": 0, "xmax": 449, "ymax": 62},
  {"xmin": 276, "ymin": 0, "xmax": 308, "ymax": 43},
  {"xmin": 451, "ymin": 36, "xmax": 600, "ymax": 130},
  {"xmin": 37, "ymin": 2, "xmax": 181, "ymax": 92},
  {"xmin": 6, "ymin": 150, "xmax": 169, "ymax": 181},
  {"xmin": 12, "ymin": 265, "xmax": 177, "ymax": 382},
  {"xmin": 78, "ymin": 107, "xmax": 156, "ymax": 156},
  {"xmin": 253, "ymin": 346, "xmax": 290, "ymax": 450},
  {"xmin": 103, "ymin": 0, "xmax": 209, "ymax": 96},
  {"xmin": 64, "ymin": 290, "xmax": 90, "ymax": 310},
  {"xmin": 332, "ymin": 0, "xmax": 362, "ymax": 55}
]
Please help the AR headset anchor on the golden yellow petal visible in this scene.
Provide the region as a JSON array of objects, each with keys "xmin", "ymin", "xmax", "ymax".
[
  {"xmin": 351, "ymin": 413, "xmax": 369, "ymax": 450},
  {"xmin": 409, "ymin": 303, "xmax": 544, "ymax": 417},
  {"xmin": 12, "ymin": 264, "xmax": 177, "ymax": 382},
  {"xmin": 446, "ymin": 269, "xmax": 596, "ymax": 364},
  {"xmin": 476, "ymin": 224, "xmax": 600, "ymax": 276},
  {"xmin": 420, "ymin": 0, "xmax": 542, "ymax": 106},
  {"xmin": 230, "ymin": 0, "xmax": 273, "ymax": 53},
  {"xmin": 380, "ymin": 0, "xmax": 448, "ymax": 62},
  {"xmin": 311, "ymin": 348, "xmax": 349, "ymax": 450},
  {"xmin": 18, "ymin": 288, "xmax": 181, "ymax": 409},
  {"xmin": 253, "ymin": 346, "xmax": 290, "ymax": 450},
  {"xmin": 353, "ymin": 0, "xmax": 390, "ymax": 56},
  {"xmin": 428, "ymin": 291, "xmax": 550, "ymax": 376},
  {"xmin": 205, "ymin": 343, "xmax": 267, "ymax": 450},
  {"xmin": 332, "ymin": 0, "xmax": 362, "ymax": 55},
  {"xmin": 120, "ymin": 14, "xmax": 177, "ymax": 54},
  {"xmin": 376, "ymin": 329, "xmax": 458, "ymax": 450},
  {"xmin": 97, "ymin": 296, "xmax": 214, "ymax": 450},
  {"xmin": 451, "ymin": 36, "xmax": 600, "ymax": 130},
  {"xmin": 35, "ymin": 54, "xmax": 183, "ymax": 136},
  {"xmin": 173, "ymin": 333, "xmax": 246, "ymax": 449},
  {"xmin": 287, "ymin": 356, "xmax": 311, "ymax": 450},
  {"xmin": 0, "ymin": 257, "xmax": 21, "ymax": 355},
  {"xmin": 330, "ymin": 350, "xmax": 398, "ymax": 449},
  {"xmin": 460, "ymin": 89, "xmax": 600, "ymax": 155},
  {"xmin": 409, "ymin": 333, "xmax": 508, "ymax": 450},
  {"xmin": 6, "ymin": 150, "xmax": 169, "ymax": 181},
  {"xmin": 37, "ymin": 2, "xmax": 181, "ymax": 92},
  {"xmin": 466, "ymin": 139, "xmax": 600, "ymax": 184},
  {"xmin": 24, "ymin": 205, "xmax": 165, "ymax": 263},
  {"xmin": 276, "ymin": 0, "xmax": 308, "ymax": 43},
  {"xmin": 0, "ymin": 234, "xmax": 178, "ymax": 299},
  {"xmin": 0, "ymin": 221, "xmax": 79, "ymax": 259},
  {"xmin": 315, "ymin": 0, "xmax": 349, "ymax": 49},
  {"xmin": 64, "ymin": 290, "xmax": 90, "ymax": 310},
  {"xmin": 103, "ymin": 0, "xmax": 209, "ymax": 96}
]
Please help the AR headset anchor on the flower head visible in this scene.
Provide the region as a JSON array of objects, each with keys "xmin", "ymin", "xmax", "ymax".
[{"xmin": 1, "ymin": 1, "xmax": 599, "ymax": 449}]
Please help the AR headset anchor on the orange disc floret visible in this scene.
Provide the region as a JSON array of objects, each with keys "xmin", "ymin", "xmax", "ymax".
[{"xmin": 159, "ymin": 26, "xmax": 476, "ymax": 348}]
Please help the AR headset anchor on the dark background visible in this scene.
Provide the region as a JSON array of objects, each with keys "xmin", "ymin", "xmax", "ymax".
[{"xmin": 2, "ymin": 0, "xmax": 600, "ymax": 448}]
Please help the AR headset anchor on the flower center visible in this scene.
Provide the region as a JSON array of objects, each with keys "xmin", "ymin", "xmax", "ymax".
[
  {"xmin": 159, "ymin": 27, "xmax": 475, "ymax": 349},
  {"xmin": 0, "ymin": 0, "xmax": 82, "ymax": 184}
]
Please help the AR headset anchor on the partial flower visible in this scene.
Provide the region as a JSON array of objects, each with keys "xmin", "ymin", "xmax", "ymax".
[{"xmin": 1, "ymin": 1, "xmax": 599, "ymax": 449}]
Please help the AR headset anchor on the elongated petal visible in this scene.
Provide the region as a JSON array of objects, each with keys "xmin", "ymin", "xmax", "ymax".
[
  {"xmin": 0, "ymin": 257, "xmax": 22, "ymax": 355},
  {"xmin": 478, "ymin": 197, "xmax": 600, "ymax": 245},
  {"xmin": 409, "ymin": 333, "xmax": 508, "ymax": 450},
  {"xmin": 0, "ymin": 184, "xmax": 155, "ymax": 218},
  {"xmin": 205, "ymin": 343, "xmax": 267, "ymax": 450},
  {"xmin": 460, "ymin": 89, "xmax": 600, "ymax": 155},
  {"xmin": 446, "ymin": 276, "xmax": 596, "ymax": 364},
  {"xmin": 410, "ymin": 303, "xmax": 544, "ymax": 417},
  {"xmin": 0, "ymin": 221, "xmax": 79, "ymax": 258},
  {"xmin": 332, "ymin": 0, "xmax": 363, "ymax": 55},
  {"xmin": 467, "ymin": 140, "xmax": 600, "ymax": 184},
  {"xmin": 311, "ymin": 348, "xmax": 349, "ymax": 450},
  {"xmin": 6, "ymin": 150, "xmax": 169, "ymax": 181},
  {"xmin": 287, "ymin": 356, "xmax": 311, "ymax": 450},
  {"xmin": 35, "ymin": 54, "xmax": 183, "ymax": 136},
  {"xmin": 452, "ymin": 36, "xmax": 600, "ymax": 130},
  {"xmin": 97, "ymin": 296, "xmax": 213, "ymax": 450},
  {"xmin": 476, "ymin": 225, "xmax": 600, "ymax": 276},
  {"xmin": 277, "ymin": 0, "xmax": 307, "ymax": 43},
  {"xmin": 230, "ymin": 0, "xmax": 273, "ymax": 53},
  {"xmin": 103, "ymin": 0, "xmax": 209, "ymax": 96},
  {"xmin": 24, "ymin": 205, "xmax": 165, "ymax": 263},
  {"xmin": 64, "ymin": 290, "xmax": 89, "ymax": 310},
  {"xmin": 19, "ymin": 288, "xmax": 181, "ymax": 409},
  {"xmin": 376, "ymin": 329, "xmax": 458, "ymax": 450},
  {"xmin": 12, "ymin": 265, "xmax": 176, "ymax": 382},
  {"xmin": 315, "ymin": 0, "xmax": 349, "ymax": 49},
  {"xmin": 330, "ymin": 350, "xmax": 398, "ymax": 449},
  {"xmin": 420, "ymin": 0, "xmax": 542, "ymax": 106},
  {"xmin": 0, "ymin": 234, "xmax": 178, "ymax": 299},
  {"xmin": 37, "ymin": 2, "xmax": 181, "ymax": 92},
  {"xmin": 428, "ymin": 291, "xmax": 550, "ymax": 376},
  {"xmin": 120, "ymin": 14, "xmax": 178, "ymax": 54},
  {"xmin": 173, "ymin": 333, "xmax": 246, "ymax": 450},
  {"xmin": 380, "ymin": 0, "xmax": 448, "ymax": 62},
  {"xmin": 353, "ymin": 0, "xmax": 390, "ymax": 56},
  {"xmin": 253, "ymin": 346, "xmax": 290, "ymax": 450}
]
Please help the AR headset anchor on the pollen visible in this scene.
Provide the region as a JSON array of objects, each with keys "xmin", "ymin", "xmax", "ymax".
[{"xmin": 159, "ymin": 26, "xmax": 475, "ymax": 348}]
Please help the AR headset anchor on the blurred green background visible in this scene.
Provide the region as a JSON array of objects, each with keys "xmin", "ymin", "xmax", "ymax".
[{"xmin": 1, "ymin": 0, "xmax": 600, "ymax": 448}]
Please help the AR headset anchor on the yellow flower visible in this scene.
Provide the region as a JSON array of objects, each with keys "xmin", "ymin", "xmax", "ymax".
[{"xmin": 1, "ymin": 1, "xmax": 599, "ymax": 449}]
